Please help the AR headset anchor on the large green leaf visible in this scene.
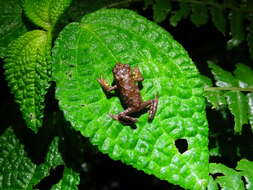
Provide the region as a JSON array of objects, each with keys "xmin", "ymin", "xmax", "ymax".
[
  {"xmin": 52, "ymin": 9, "xmax": 209, "ymax": 189},
  {"xmin": 4, "ymin": 30, "xmax": 51, "ymax": 132},
  {"xmin": 23, "ymin": 0, "xmax": 72, "ymax": 31},
  {"xmin": 0, "ymin": 128, "xmax": 64, "ymax": 189},
  {"xmin": 0, "ymin": 0, "xmax": 27, "ymax": 58}
]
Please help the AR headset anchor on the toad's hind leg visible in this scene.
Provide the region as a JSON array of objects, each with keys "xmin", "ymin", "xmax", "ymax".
[
  {"xmin": 141, "ymin": 96, "xmax": 158, "ymax": 121},
  {"xmin": 110, "ymin": 107, "xmax": 137, "ymax": 124}
]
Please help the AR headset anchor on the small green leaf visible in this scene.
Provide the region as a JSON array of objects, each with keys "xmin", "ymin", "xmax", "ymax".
[
  {"xmin": 51, "ymin": 167, "xmax": 80, "ymax": 190},
  {"xmin": 53, "ymin": 9, "xmax": 209, "ymax": 190},
  {"xmin": 153, "ymin": 0, "xmax": 171, "ymax": 23},
  {"xmin": 208, "ymin": 62, "xmax": 238, "ymax": 87},
  {"xmin": 209, "ymin": 2, "xmax": 226, "ymax": 34},
  {"xmin": 4, "ymin": 30, "xmax": 51, "ymax": 132},
  {"xmin": 236, "ymin": 159, "xmax": 253, "ymax": 190},
  {"xmin": 0, "ymin": 0, "xmax": 27, "ymax": 58},
  {"xmin": 234, "ymin": 64, "xmax": 253, "ymax": 87},
  {"xmin": 190, "ymin": 4, "xmax": 208, "ymax": 27},
  {"xmin": 225, "ymin": 91, "xmax": 248, "ymax": 133},
  {"xmin": 247, "ymin": 22, "xmax": 253, "ymax": 58},
  {"xmin": 170, "ymin": 2, "xmax": 190, "ymax": 27},
  {"xmin": 23, "ymin": 0, "xmax": 72, "ymax": 31},
  {"xmin": 209, "ymin": 163, "xmax": 244, "ymax": 190},
  {"xmin": 227, "ymin": 10, "xmax": 245, "ymax": 49},
  {"xmin": 0, "ymin": 128, "xmax": 63, "ymax": 189},
  {"xmin": 205, "ymin": 91, "xmax": 227, "ymax": 109},
  {"xmin": 247, "ymin": 93, "xmax": 253, "ymax": 132}
]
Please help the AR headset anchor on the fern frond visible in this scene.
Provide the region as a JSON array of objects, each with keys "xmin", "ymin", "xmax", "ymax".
[{"xmin": 204, "ymin": 62, "xmax": 253, "ymax": 134}]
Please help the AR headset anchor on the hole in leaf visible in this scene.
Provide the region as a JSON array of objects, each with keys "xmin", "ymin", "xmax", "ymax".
[
  {"xmin": 210, "ymin": 172, "xmax": 224, "ymax": 179},
  {"xmin": 33, "ymin": 165, "xmax": 64, "ymax": 189},
  {"xmin": 175, "ymin": 139, "xmax": 188, "ymax": 153}
]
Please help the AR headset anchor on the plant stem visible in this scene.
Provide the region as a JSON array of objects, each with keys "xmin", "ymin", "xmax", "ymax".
[{"xmin": 205, "ymin": 87, "xmax": 253, "ymax": 92}]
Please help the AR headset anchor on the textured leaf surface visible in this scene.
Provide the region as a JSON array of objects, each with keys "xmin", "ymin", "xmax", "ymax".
[
  {"xmin": 209, "ymin": 163, "xmax": 244, "ymax": 190},
  {"xmin": 236, "ymin": 159, "xmax": 253, "ymax": 190},
  {"xmin": 0, "ymin": 0, "xmax": 27, "ymax": 58},
  {"xmin": 51, "ymin": 167, "xmax": 80, "ymax": 190},
  {"xmin": 52, "ymin": 9, "xmax": 209, "ymax": 190},
  {"xmin": 24, "ymin": 0, "xmax": 72, "ymax": 31},
  {"xmin": 0, "ymin": 128, "xmax": 64, "ymax": 189},
  {"xmin": 225, "ymin": 91, "xmax": 248, "ymax": 133},
  {"xmin": 190, "ymin": 4, "xmax": 208, "ymax": 27},
  {"xmin": 170, "ymin": 2, "xmax": 190, "ymax": 27},
  {"xmin": 153, "ymin": 0, "xmax": 171, "ymax": 23},
  {"xmin": 4, "ymin": 30, "xmax": 51, "ymax": 132}
]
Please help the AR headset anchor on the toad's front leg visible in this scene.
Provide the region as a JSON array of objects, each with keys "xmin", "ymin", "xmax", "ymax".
[
  {"xmin": 97, "ymin": 78, "xmax": 117, "ymax": 92},
  {"xmin": 110, "ymin": 107, "xmax": 138, "ymax": 124}
]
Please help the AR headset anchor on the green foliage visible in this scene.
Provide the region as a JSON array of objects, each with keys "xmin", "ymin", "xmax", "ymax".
[
  {"xmin": 149, "ymin": 0, "xmax": 253, "ymax": 58},
  {"xmin": 204, "ymin": 62, "xmax": 253, "ymax": 134},
  {"xmin": 0, "ymin": 127, "xmax": 71, "ymax": 189},
  {"xmin": 209, "ymin": 159, "xmax": 253, "ymax": 190},
  {"xmin": 51, "ymin": 167, "xmax": 80, "ymax": 190},
  {"xmin": 0, "ymin": 0, "xmax": 27, "ymax": 58},
  {"xmin": 169, "ymin": 2, "xmax": 190, "ymax": 27},
  {"xmin": 52, "ymin": 8, "xmax": 209, "ymax": 190},
  {"xmin": 3, "ymin": 0, "xmax": 72, "ymax": 132},
  {"xmin": 4, "ymin": 30, "xmax": 51, "ymax": 132},
  {"xmin": 153, "ymin": 0, "xmax": 171, "ymax": 23},
  {"xmin": 23, "ymin": 0, "xmax": 72, "ymax": 31}
]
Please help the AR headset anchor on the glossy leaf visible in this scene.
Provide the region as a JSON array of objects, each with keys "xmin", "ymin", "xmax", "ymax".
[
  {"xmin": 190, "ymin": 4, "xmax": 208, "ymax": 27},
  {"xmin": 225, "ymin": 91, "xmax": 248, "ymax": 133},
  {"xmin": 51, "ymin": 167, "xmax": 80, "ymax": 190},
  {"xmin": 52, "ymin": 9, "xmax": 209, "ymax": 190},
  {"xmin": 4, "ymin": 30, "xmax": 51, "ymax": 132},
  {"xmin": 236, "ymin": 159, "xmax": 253, "ymax": 190},
  {"xmin": 0, "ymin": 0, "xmax": 27, "ymax": 58},
  {"xmin": 170, "ymin": 2, "xmax": 191, "ymax": 27},
  {"xmin": 153, "ymin": 0, "xmax": 171, "ymax": 23},
  {"xmin": 209, "ymin": 163, "xmax": 244, "ymax": 190},
  {"xmin": 234, "ymin": 64, "xmax": 253, "ymax": 87},
  {"xmin": 23, "ymin": 0, "xmax": 72, "ymax": 31},
  {"xmin": 0, "ymin": 128, "xmax": 64, "ymax": 189}
]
